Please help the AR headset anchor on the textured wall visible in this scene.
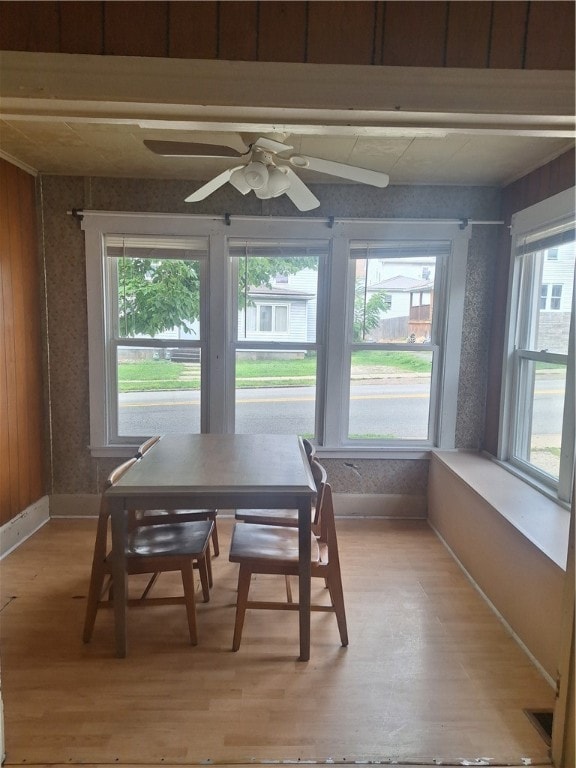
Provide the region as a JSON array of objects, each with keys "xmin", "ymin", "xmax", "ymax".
[{"xmin": 38, "ymin": 175, "xmax": 501, "ymax": 496}]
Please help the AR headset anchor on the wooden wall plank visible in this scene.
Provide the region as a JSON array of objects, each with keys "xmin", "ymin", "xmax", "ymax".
[
  {"xmin": 17, "ymin": 170, "xmax": 44, "ymax": 505},
  {"xmin": 258, "ymin": 1, "xmax": 307, "ymax": 63},
  {"xmin": 104, "ymin": 1, "xmax": 168, "ymax": 57},
  {"xmin": 168, "ymin": 1, "xmax": 218, "ymax": 59},
  {"xmin": 218, "ymin": 1, "xmax": 258, "ymax": 61},
  {"xmin": 524, "ymin": 1, "xmax": 575, "ymax": 70},
  {"xmin": 489, "ymin": 1, "xmax": 528, "ymax": 69},
  {"xmin": 382, "ymin": 1, "xmax": 448, "ymax": 67},
  {"xmin": 0, "ymin": 160, "xmax": 44, "ymax": 523},
  {"xmin": 0, "ymin": 161, "xmax": 13, "ymax": 523},
  {"xmin": 0, "ymin": 162, "xmax": 20, "ymax": 521},
  {"xmin": 60, "ymin": 1, "xmax": 104, "ymax": 55},
  {"xmin": 445, "ymin": 0, "xmax": 492, "ymax": 67},
  {"xmin": 307, "ymin": 1, "xmax": 377, "ymax": 64},
  {"xmin": 0, "ymin": 1, "xmax": 60, "ymax": 52},
  {"xmin": 8, "ymin": 168, "xmax": 31, "ymax": 511}
]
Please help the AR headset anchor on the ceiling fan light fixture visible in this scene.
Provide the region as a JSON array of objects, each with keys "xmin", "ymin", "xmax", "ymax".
[
  {"xmin": 266, "ymin": 167, "xmax": 291, "ymax": 197},
  {"xmin": 242, "ymin": 161, "xmax": 269, "ymax": 190}
]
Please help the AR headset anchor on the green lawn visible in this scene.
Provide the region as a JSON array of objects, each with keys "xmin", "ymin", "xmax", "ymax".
[{"xmin": 118, "ymin": 351, "xmax": 432, "ymax": 392}]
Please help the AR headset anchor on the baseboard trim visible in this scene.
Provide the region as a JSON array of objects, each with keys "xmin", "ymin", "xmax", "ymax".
[
  {"xmin": 0, "ymin": 496, "xmax": 50, "ymax": 559},
  {"xmin": 334, "ymin": 492, "xmax": 427, "ymax": 518},
  {"xmin": 50, "ymin": 494, "xmax": 100, "ymax": 518}
]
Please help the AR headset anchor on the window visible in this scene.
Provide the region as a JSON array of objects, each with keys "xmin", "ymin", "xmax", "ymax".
[
  {"xmin": 231, "ymin": 238, "xmax": 325, "ymax": 437},
  {"xmin": 345, "ymin": 241, "xmax": 446, "ymax": 443},
  {"xmin": 90, "ymin": 234, "xmax": 208, "ymax": 445},
  {"xmin": 501, "ymin": 187, "xmax": 575, "ymax": 504},
  {"xmin": 83, "ymin": 214, "xmax": 469, "ymax": 455}
]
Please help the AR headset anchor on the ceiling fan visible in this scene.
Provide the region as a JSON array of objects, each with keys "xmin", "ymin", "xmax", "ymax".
[{"xmin": 143, "ymin": 137, "xmax": 390, "ymax": 211}]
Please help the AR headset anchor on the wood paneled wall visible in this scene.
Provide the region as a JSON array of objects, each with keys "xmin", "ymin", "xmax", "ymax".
[
  {"xmin": 0, "ymin": 159, "xmax": 45, "ymax": 524},
  {"xmin": 0, "ymin": 1, "xmax": 573, "ymax": 70},
  {"xmin": 484, "ymin": 148, "xmax": 576, "ymax": 456}
]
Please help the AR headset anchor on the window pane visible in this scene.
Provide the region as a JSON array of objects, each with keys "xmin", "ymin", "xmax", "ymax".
[
  {"xmin": 117, "ymin": 345, "xmax": 201, "ymax": 437},
  {"xmin": 348, "ymin": 350, "xmax": 433, "ymax": 440},
  {"xmin": 514, "ymin": 358, "xmax": 566, "ymax": 480},
  {"xmin": 351, "ymin": 249, "xmax": 436, "ymax": 343},
  {"xmin": 233, "ymin": 244, "xmax": 321, "ymax": 343},
  {"xmin": 105, "ymin": 234, "xmax": 205, "ymax": 341},
  {"xmin": 259, "ymin": 305, "xmax": 272, "ymax": 332},
  {"xmin": 275, "ymin": 305, "xmax": 288, "ymax": 332},
  {"xmin": 521, "ymin": 241, "xmax": 575, "ymax": 354},
  {"xmin": 235, "ymin": 350, "xmax": 316, "ymax": 436}
]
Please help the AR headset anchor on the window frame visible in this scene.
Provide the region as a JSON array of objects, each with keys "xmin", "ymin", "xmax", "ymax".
[
  {"xmin": 499, "ymin": 187, "xmax": 575, "ymax": 505},
  {"xmin": 83, "ymin": 212, "xmax": 470, "ymax": 457}
]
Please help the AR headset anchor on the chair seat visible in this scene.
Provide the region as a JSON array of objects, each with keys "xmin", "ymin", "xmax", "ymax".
[
  {"xmin": 128, "ymin": 520, "xmax": 213, "ymax": 558},
  {"xmin": 234, "ymin": 507, "xmax": 315, "ymax": 526},
  {"xmin": 230, "ymin": 522, "xmax": 320, "ymax": 566}
]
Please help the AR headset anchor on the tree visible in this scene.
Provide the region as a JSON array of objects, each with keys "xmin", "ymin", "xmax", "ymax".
[
  {"xmin": 118, "ymin": 255, "xmax": 318, "ymax": 337},
  {"xmin": 236, "ymin": 256, "xmax": 318, "ymax": 310},
  {"xmin": 118, "ymin": 258, "xmax": 201, "ymax": 337},
  {"xmin": 353, "ymin": 284, "xmax": 391, "ymax": 341}
]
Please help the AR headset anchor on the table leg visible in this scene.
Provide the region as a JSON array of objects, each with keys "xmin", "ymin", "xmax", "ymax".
[
  {"xmin": 298, "ymin": 499, "xmax": 312, "ymax": 661},
  {"xmin": 110, "ymin": 498, "xmax": 128, "ymax": 658}
]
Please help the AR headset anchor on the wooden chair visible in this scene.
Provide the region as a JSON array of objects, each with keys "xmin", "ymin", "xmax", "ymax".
[
  {"xmin": 83, "ymin": 458, "xmax": 214, "ymax": 648},
  {"xmin": 135, "ymin": 435, "xmax": 160, "ymax": 458},
  {"xmin": 302, "ymin": 438, "xmax": 316, "ymax": 463},
  {"xmin": 228, "ymin": 481, "xmax": 348, "ymax": 651},
  {"xmin": 235, "ymin": 458, "xmax": 327, "ymax": 533},
  {"xmin": 134, "ymin": 436, "xmax": 220, "ymax": 557}
]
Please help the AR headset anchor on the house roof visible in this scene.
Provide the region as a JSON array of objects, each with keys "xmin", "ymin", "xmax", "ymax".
[
  {"xmin": 248, "ymin": 285, "xmax": 315, "ymax": 299},
  {"xmin": 367, "ymin": 275, "xmax": 433, "ymax": 292}
]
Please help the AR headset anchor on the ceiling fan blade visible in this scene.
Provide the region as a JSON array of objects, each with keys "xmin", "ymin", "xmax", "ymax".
[
  {"xmin": 291, "ymin": 155, "xmax": 390, "ymax": 188},
  {"xmin": 184, "ymin": 166, "xmax": 244, "ymax": 202},
  {"xmin": 283, "ymin": 168, "xmax": 320, "ymax": 211},
  {"xmin": 144, "ymin": 140, "xmax": 246, "ymax": 158}
]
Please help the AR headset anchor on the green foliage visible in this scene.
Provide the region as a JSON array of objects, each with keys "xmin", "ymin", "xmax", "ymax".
[
  {"xmin": 118, "ymin": 259, "xmax": 200, "ymax": 336},
  {"xmin": 237, "ymin": 256, "xmax": 318, "ymax": 309},
  {"xmin": 118, "ymin": 255, "xmax": 318, "ymax": 336},
  {"xmin": 353, "ymin": 284, "xmax": 391, "ymax": 341}
]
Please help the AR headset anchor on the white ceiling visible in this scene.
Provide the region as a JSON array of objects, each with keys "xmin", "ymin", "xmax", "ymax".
[{"xmin": 1, "ymin": 53, "xmax": 574, "ymax": 189}]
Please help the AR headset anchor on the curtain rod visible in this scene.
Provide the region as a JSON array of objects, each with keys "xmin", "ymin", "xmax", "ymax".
[{"xmin": 67, "ymin": 209, "xmax": 504, "ymax": 228}]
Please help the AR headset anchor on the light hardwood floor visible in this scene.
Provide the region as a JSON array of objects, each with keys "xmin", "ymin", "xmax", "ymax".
[{"xmin": 0, "ymin": 517, "xmax": 554, "ymax": 765}]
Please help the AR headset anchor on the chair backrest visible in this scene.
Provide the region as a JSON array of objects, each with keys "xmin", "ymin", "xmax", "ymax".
[
  {"xmin": 135, "ymin": 436, "xmax": 160, "ymax": 458},
  {"xmin": 107, "ymin": 457, "xmax": 139, "ymax": 489},
  {"xmin": 315, "ymin": 482, "xmax": 341, "ymax": 568},
  {"xmin": 310, "ymin": 458, "xmax": 327, "ymax": 527},
  {"xmin": 92, "ymin": 458, "xmax": 139, "ymax": 563},
  {"xmin": 302, "ymin": 438, "xmax": 316, "ymax": 464}
]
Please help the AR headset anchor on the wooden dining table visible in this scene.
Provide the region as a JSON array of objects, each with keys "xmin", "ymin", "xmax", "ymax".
[{"xmin": 105, "ymin": 433, "xmax": 317, "ymax": 660}]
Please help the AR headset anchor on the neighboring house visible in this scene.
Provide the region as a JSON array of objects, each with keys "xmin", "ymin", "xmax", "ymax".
[
  {"xmin": 238, "ymin": 267, "xmax": 318, "ymax": 344},
  {"xmin": 365, "ymin": 275, "xmax": 434, "ymax": 342},
  {"xmin": 538, "ymin": 242, "xmax": 575, "ymax": 351}
]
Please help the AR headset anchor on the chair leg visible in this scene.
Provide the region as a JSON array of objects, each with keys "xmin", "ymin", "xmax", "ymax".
[
  {"xmin": 180, "ymin": 562, "xmax": 198, "ymax": 645},
  {"xmin": 140, "ymin": 571, "xmax": 160, "ymax": 600},
  {"xmin": 326, "ymin": 568, "xmax": 348, "ymax": 647},
  {"xmin": 83, "ymin": 562, "xmax": 106, "ymax": 643},
  {"xmin": 210, "ymin": 520, "xmax": 220, "ymax": 557},
  {"xmin": 198, "ymin": 554, "xmax": 211, "ymax": 602},
  {"xmin": 285, "ymin": 575, "xmax": 293, "ymax": 603},
  {"xmin": 232, "ymin": 565, "xmax": 252, "ymax": 651}
]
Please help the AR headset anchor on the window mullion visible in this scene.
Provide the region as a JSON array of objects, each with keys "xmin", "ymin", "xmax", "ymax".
[
  {"xmin": 207, "ymin": 233, "xmax": 229, "ymax": 433},
  {"xmin": 323, "ymin": 236, "xmax": 350, "ymax": 446},
  {"xmin": 558, "ymin": 275, "xmax": 575, "ymax": 502}
]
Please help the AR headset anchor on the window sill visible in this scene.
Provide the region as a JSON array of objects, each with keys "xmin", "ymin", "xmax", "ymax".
[{"xmin": 432, "ymin": 450, "xmax": 570, "ymax": 570}]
